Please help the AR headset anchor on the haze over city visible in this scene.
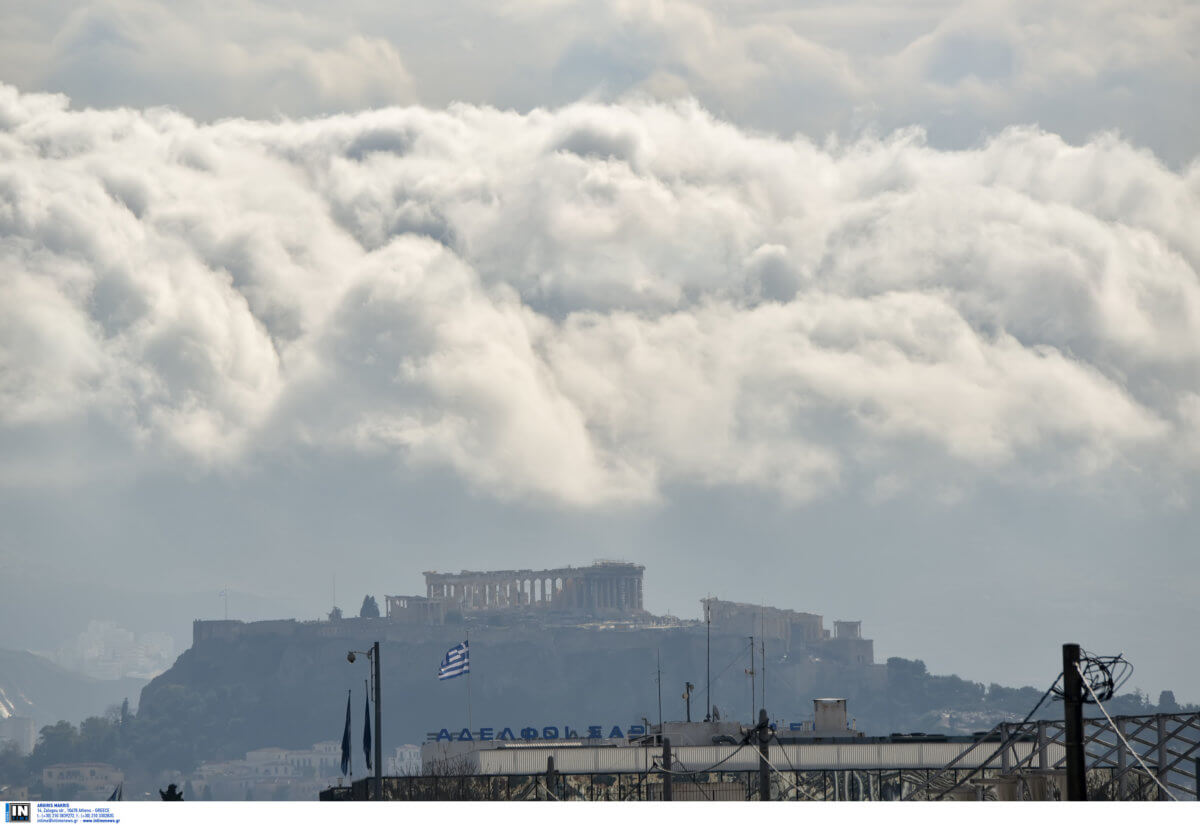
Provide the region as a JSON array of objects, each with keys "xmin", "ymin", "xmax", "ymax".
[{"xmin": 1, "ymin": 0, "xmax": 1198, "ymax": 710}]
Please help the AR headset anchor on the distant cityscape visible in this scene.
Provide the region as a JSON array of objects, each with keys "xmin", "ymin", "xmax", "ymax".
[{"xmin": 52, "ymin": 621, "xmax": 175, "ymax": 682}]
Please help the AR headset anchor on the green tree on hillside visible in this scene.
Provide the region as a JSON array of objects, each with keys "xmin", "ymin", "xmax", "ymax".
[
  {"xmin": 359, "ymin": 596, "xmax": 380, "ymax": 618},
  {"xmin": 0, "ymin": 742, "xmax": 26, "ymax": 787},
  {"xmin": 28, "ymin": 721, "xmax": 80, "ymax": 772}
]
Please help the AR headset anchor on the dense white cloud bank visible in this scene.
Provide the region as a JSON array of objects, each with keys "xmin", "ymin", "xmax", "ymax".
[
  {"xmin": 1, "ymin": 1, "xmax": 1197, "ymax": 164},
  {"xmin": 1, "ymin": 84, "xmax": 1197, "ymax": 505}
]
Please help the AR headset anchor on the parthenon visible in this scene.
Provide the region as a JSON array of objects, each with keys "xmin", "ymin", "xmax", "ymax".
[{"xmin": 423, "ymin": 562, "xmax": 645, "ymax": 615}]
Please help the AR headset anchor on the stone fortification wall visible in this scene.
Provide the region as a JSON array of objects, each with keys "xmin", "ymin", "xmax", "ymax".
[{"xmin": 700, "ymin": 598, "xmax": 874, "ymax": 665}]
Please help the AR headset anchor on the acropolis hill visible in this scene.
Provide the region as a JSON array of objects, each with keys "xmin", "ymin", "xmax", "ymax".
[
  {"xmin": 136, "ymin": 561, "xmax": 1126, "ymax": 772},
  {"xmin": 193, "ymin": 561, "xmax": 875, "ymax": 669}
]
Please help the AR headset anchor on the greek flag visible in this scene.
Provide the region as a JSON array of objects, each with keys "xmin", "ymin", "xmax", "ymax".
[
  {"xmin": 438, "ymin": 640, "xmax": 469, "ymax": 680},
  {"xmin": 362, "ymin": 690, "xmax": 372, "ymax": 770},
  {"xmin": 340, "ymin": 690, "xmax": 352, "ymax": 776}
]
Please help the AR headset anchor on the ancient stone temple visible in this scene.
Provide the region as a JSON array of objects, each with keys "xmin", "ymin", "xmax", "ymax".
[{"xmin": 423, "ymin": 562, "xmax": 645, "ymax": 616}]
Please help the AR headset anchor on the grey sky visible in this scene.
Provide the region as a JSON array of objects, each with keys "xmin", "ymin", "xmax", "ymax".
[{"xmin": 0, "ymin": 0, "xmax": 1197, "ymax": 705}]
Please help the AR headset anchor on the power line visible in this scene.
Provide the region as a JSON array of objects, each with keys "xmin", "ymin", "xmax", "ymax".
[
  {"xmin": 902, "ymin": 674, "xmax": 1061, "ymax": 801},
  {"xmin": 654, "ymin": 744, "xmax": 751, "ymax": 776},
  {"xmin": 1075, "ymin": 661, "xmax": 1178, "ymax": 801},
  {"xmin": 707, "ymin": 638, "xmax": 755, "ymax": 692}
]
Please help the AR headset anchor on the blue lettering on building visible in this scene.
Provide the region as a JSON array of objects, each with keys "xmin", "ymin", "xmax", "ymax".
[{"xmin": 429, "ymin": 722, "xmax": 648, "ymax": 742}]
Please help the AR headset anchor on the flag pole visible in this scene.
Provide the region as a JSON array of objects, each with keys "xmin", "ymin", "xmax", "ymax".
[
  {"xmin": 347, "ymin": 688, "xmax": 353, "ymax": 780},
  {"xmin": 465, "ymin": 633, "xmax": 473, "ymax": 732}
]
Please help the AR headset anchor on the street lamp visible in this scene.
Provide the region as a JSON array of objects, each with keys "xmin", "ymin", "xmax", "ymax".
[{"xmin": 347, "ymin": 642, "xmax": 383, "ymax": 801}]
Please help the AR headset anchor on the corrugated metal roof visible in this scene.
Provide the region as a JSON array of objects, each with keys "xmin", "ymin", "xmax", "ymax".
[{"xmin": 469, "ymin": 739, "xmax": 1046, "ymax": 775}]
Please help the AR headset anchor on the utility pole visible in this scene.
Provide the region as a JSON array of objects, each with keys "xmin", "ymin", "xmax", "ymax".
[
  {"xmin": 346, "ymin": 644, "xmax": 384, "ymax": 800},
  {"xmin": 662, "ymin": 738, "xmax": 673, "ymax": 801},
  {"xmin": 757, "ymin": 708, "xmax": 770, "ymax": 801},
  {"xmin": 372, "ymin": 641, "xmax": 382, "ymax": 801},
  {"xmin": 1063, "ymin": 643, "xmax": 1086, "ymax": 801},
  {"xmin": 545, "ymin": 755, "xmax": 557, "ymax": 801}
]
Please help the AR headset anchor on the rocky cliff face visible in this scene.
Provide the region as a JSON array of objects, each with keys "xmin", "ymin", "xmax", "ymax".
[
  {"xmin": 0, "ymin": 648, "xmax": 145, "ymax": 728},
  {"xmin": 134, "ymin": 620, "xmax": 1102, "ymax": 771},
  {"xmin": 135, "ymin": 621, "xmax": 893, "ymax": 768}
]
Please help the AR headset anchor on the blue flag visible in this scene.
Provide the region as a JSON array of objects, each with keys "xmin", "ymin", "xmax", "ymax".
[
  {"xmin": 363, "ymin": 689, "xmax": 372, "ymax": 770},
  {"xmin": 438, "ymin": 640, "xmax": 469, "ymax": 680},
  {"xmin": 340, "ymin": 690, "xmax": 352, "ymax": 776}
]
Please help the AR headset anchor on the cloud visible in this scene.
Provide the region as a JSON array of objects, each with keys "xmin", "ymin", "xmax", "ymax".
[
  {"xmin": 0, "ymin": 85, "xmax": 1197, "ymax": 505},
  {"xmin": 1, "ymin": 0, "xmax": 416, "ymax": 119},
  {"xmin": 0, "ymin": 1, "xmax": 1195, "ymax": 163}
]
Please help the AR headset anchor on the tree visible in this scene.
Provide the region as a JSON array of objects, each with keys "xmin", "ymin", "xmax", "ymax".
[
  {"xmin": 78, "ymin": 716, "xmax": 119, "ymax": 763},
  {"xmin": 328, "ymin": 606, "xmax": 343, "ymax": 621},
  {"xmin": 359, "ymin": 595, "xmax": 380, "ymax": 619},
  {"xmin": 1158, "ymin": 690, "xmax": 1179, "ymax": 712},
  {"xmin": 29, "ymin": 721, "xmax": 80, "ymax": 772},
  {"xmin": 0, "ymin": 742, "xmax": 27, "ymax": 787}
]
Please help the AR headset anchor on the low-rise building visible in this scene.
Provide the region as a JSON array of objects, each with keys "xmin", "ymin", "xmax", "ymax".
[
  {"xmin": 0, "ymin": 716, "xmax": 36, "ymax": 755},
  {"xmin": 42, "ymin": 763, "xmax": 123, "ymax": 798},
  {"xmin": 193, "ymin": 740, "xmax": 377, "ymax": 800}
]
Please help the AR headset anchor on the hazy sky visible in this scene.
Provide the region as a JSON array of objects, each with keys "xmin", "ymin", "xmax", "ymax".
[{"xmin": 1, "ymin": 0, "xmax": 1197, "ymax": 702}]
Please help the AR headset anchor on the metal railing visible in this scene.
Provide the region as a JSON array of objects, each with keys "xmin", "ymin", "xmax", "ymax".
[
  {"xmin": 319, "ymin": 712, "xmax": 1199, "ymax": 801},
  {"xmin": 907, "ymin": 712, "xmax": 1199, "ymax": 801}
]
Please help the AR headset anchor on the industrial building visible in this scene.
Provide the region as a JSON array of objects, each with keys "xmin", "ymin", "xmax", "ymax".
[{"xmin": 384, "ymin": 702, "xmax": 1196, "ymax": 802}]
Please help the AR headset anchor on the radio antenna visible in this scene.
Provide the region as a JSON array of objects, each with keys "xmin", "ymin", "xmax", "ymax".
[{"xmin": 705, "ymin": 597, "xmax": 712, "ymax": 722}]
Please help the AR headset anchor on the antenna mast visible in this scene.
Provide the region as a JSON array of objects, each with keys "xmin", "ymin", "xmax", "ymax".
[
  {"xmin": 705, "ymin": 598, "xmax": 711, "ymax": 722},
  {"xmin": 747, "ymin": 635, "xmax": 755, "ymax": 724},
  {"xmin": 657, "ymin": 648, "xmax": 663, "ymax": 729},
  {"xmin": 760, "ymin": 606, "xmax": 766, "ymax": 713},
  {"xmin": 761, "ymin": 636, "xmax": 766, "ymax": 713}
]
